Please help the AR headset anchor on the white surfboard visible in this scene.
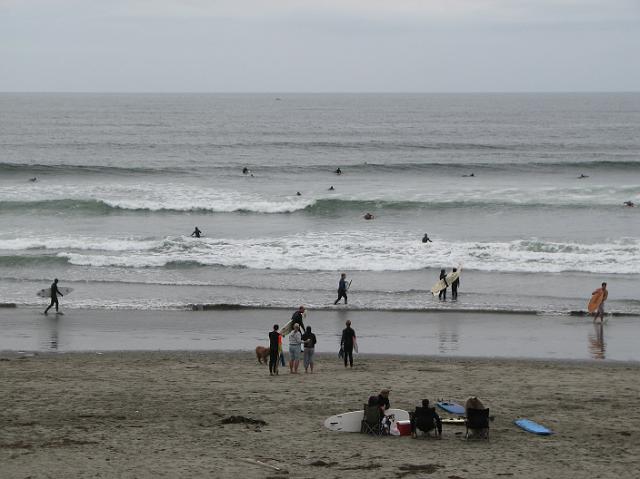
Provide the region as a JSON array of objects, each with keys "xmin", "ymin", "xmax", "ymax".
[
  {"xmin": 430, "ymin": 268, "xmax": 461, "ymax": 296},
  {"xmin": 36, "ymin": 287, "xmax": 73, "ymax": 298},
  {"xmin": 324, "ymin": 408, "xmax": 410, "ymax": 433}
]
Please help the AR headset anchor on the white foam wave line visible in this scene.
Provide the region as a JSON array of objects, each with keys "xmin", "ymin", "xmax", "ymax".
[{"xmin": 50, "ymin": 234, "xmax": 640, "ymax": 274}]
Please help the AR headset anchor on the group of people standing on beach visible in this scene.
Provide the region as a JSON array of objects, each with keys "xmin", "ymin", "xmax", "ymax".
[{"xmin": 267, "ymin": 306, "xmax": 357, "ymax": 377}]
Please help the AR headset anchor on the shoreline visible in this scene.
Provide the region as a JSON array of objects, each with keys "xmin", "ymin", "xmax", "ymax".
[{"xmin": 1, "ymin": 352, "xmax": 639, "ymax": 478}]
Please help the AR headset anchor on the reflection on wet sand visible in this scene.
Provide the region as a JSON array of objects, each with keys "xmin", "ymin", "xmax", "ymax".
[
  {"xmin": 45, "ymin": 315, "xmax": 59, "ymax": 350},
  {"xmin": 437, "ymin": 318, "xmax": 459, "ymax": 353},
  {"xmin": 588, "ymin": 322, "xmax": 605, "ymax": 360}
]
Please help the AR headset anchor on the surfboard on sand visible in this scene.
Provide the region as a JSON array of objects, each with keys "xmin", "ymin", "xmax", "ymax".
[
  {"xmin": 431, "ymin": 268, "xmax": 461, "ymax": 296},
  {"xmin": 588, "ymin": 290, "xmax": 604, "ymax": 314},
  {"xmin": 514, "ymin": 418, "xmax": 553, "ymax": 435},
  {"xmin": 36, "ymin": 287, "xmax": 73, "ymax": 298},
  {"xmin": 324, "ymin": 408, "xmax": 410, "ymax": 432},
  {"xmin": 436, "ymin": 401, "xmax": 465, "ymax": 415}
]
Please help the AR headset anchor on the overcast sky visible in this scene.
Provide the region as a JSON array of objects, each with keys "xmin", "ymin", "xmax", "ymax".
[{"xmin": 1, "ymin": 0, "xmax": 639, "ymax": 92}]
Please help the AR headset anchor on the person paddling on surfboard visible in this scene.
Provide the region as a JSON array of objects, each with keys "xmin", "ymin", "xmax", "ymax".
[
  {"xmin": 44, "ymin": 278, "xmax": 63, "ymax": 315},
  {"xmin": 591, "ymin": 282, "xmax": 608, "ymax": 322}
]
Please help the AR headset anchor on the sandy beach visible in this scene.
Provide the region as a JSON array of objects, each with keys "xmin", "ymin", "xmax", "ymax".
[{"xmin": 1, "ymin": 351, "xmax": 639, "ymax": 478}]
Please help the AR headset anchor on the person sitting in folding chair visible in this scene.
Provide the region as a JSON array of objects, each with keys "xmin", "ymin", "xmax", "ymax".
[
  {"xmin": 410, "ymin": 399, "xmax": 442, "ymax": 439},
  {"xmin": 361, "ymin": 396, "xmax": 384, "ymax": 435},
  {"xmin": 465, "ymin": 396, "xmax": 490, "ymax": 439}
]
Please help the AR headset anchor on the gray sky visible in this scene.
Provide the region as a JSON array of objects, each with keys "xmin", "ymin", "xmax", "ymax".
[{"xmin": 1, "ymin": 0, "xmax": 639, "ymax": 92}]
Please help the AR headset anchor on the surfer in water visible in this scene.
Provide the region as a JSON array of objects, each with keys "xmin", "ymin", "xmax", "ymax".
[
  {"xmin": 623, "ymin": 200, "xmax": 635, "ymax": 207},
  {"xmin": 334, "ymin": 273, "xmax": 348, "ymax": 305},
  {"xmin": 422, "ymin": 233, "xmax": 432, "ymax": 243},
  {"xmin": 438, "ymin": 269, "xmax": 448, "ymax": 301},
  {"xmin": 242, "ymin": 167, "xmax": 250, "ymax": 175},
  {"xmin": 335, "ymin": 168, "xmax": 342, "ymax": 175},
  {"xmin": 451, "ymin": 267, "xmax": 460, "ymax": 300},
  {"xmin": 44, "ymin": 278, "xmax": 63, "ymax": 315},
  {"xmin": 190, "ymin": 226, "xmax": 202, "ymax": 238},
  {"xmin": 340, "ymin": 320, "xmax": 356, "ymax": 368},
  {"xmin": 578, "ymin": 174, "xmax": 589, "ymax": 179},
  {"xmin": 363, "ymin": 213, "xmax": 374, "ymax": 220},
  {"xmin": 329, "ymin": 186, "xmax": 335, "ymax": 191},
  {"xmin": 592, "ymin": 282, "xmax": 608, "ymax": 322}
]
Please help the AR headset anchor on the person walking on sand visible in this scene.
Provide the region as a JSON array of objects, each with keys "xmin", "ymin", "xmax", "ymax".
[
  {"xmin": 44, "ymin": 278, "xmax": 64, "ymax": 315},
  {"xmin": 334, "ymin": 273, "xmax": 349, "ymax": 305},
  {"xmin": 451, "ymin": 268, "xmax": 460, "ymax": 301},
  {"xmin": 340, "ymin": 320, "xmax": 356, "ymax": 368},
  {"xmin": 268, "ymin": 324, "xmax": 281, "ymax": 376},
  {"xmin": 438, "ymin": 269, "xmax": 448, "ymax": 301},
  {"xmin": 592, "ymin": 282, "xmax": 608, "ymax": 322},
  {"xmin": 289, "ymin": 323, "xmax": 303, "ymax": 373},
  {"xmin": 302, "ymin": 326, "xmax": 317, "ymax": 373}
]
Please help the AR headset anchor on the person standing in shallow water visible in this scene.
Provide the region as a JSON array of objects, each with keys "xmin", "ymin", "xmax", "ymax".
[
  {"xmin": 451, "ymin": 268, "xmax": 460, "ymax": 301},
  {"xmin": 340, "ymin": 320, "xmax": 356, "ymax": 368},
  {"xmin": 592, "ymin": 282, "xmax": 608, "ymax": 322},
  {"xmin": 190, "ymin": 226, "xmax": 202, "ymax": 238},
  {"xmin": 438, "ymin": 269, "xmax": 448, "ymax": 301},
  {"xmin": 334, "ymin": 273, "xmax": 348, "ymax": 305},
  {"xmin": 44, "ymin": 278, "xmax": 63, "ymax": 315},
  {"xmin": 268, "ymin": 324, "xmax": 280, "ymax": 376}
]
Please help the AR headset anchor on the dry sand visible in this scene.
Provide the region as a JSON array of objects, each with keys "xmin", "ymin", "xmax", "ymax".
[{"xmin": 1, "ymin": 351, "xmax": 639, "ymax": 478}]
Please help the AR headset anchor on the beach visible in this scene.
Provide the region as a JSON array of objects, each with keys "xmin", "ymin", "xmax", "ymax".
[{"xmin": 1, "ymin": 351, "xmax": 639, "ymax": 478}]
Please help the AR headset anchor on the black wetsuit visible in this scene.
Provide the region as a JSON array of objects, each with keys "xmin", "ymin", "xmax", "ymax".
[
  {"xmin": 191, "ymin": 228, "xmax": 201, "ymax": 238},
  {"xmin": 438, "ymin": 271, "xmax": 448, "ymax": 300},
  {"xmin": 334, "ymin": 278, "xmax": 348, "ymax": 305},
  {"xmin": 341, "ymin": 326, "xmax": 356, "ymax": 367},
  {"xmin": 291, "ymin": 311, "xmax": 305, "ymax": 331},
  {"xmin": 268, "ymin": 330, "xmax": 280, "ymax": 374},
  {"xmin": 44, "ymin": 282, "xmax": 62, "ymax": 314},
  {"xmin": 451, "ymin": 276, "xmax": 460, "ymax": 300}
]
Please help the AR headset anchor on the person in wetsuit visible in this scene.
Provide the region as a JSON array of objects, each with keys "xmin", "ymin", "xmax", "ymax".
[
  {"xmin": 268, "ymin": 324, "xmax": 281, "ymax": 376},
  {"xmin": 191, "ymin": 226, "xmax": 202, "ymax": 238},
  {"xmin": 334, "ymin": 273, "xmax": 348, "ymax": 305},
  {"xmin": 340, "ymin": 320, "xmax": 356, "ymax": 368},
  {"xmin": 335, "ymin": 168, "xmax": 342, "ymax": 175},
  {"xmin": 451, "ymin": 267, "xmax": 460, "ymax": 300},
  {"xmin": 44, "ymin": 278, "xmax": 63, "ymax": 315},
  {"xmin": 438, "ymin": 269, "xmax": 448, "ymax": 301},
  {"xmin": 291, "ymin": 306, "xmax": 306, "ymax": 331},
  {"xmin": 422, "ymin": 233, "xmax": 432, "ymax": 243}
]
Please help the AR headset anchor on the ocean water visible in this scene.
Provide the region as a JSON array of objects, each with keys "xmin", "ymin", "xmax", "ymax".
[{"xmin": 1, "ymin": 93, "xmax": 639, "ymax": 315}]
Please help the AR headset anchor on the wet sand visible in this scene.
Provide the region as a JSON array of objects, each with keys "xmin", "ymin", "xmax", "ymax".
[
  {"xmin": 1, "ymin": 307, "xmax": 638, "ymax": 360},
  {"xmin": 1, "ymin": 352, "xmax": 639, "ymax": 478}
]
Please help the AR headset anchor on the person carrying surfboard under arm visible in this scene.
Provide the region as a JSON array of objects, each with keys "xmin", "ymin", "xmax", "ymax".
[
  {"xmin": 44, "ymin": 278, "xmax": 63, "ymax": 315},
  {"xmin": 590, "ymin": 282, "xmax": 608, "ymax": 322},
  {"xmin": 438, "ymin": 269, "xmax": 448, "ymax": 301}
]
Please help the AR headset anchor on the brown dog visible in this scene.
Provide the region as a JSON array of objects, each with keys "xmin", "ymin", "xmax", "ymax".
[{"xmin": 255, "ymin": 346, "xmax": 270, "ymax": 365}]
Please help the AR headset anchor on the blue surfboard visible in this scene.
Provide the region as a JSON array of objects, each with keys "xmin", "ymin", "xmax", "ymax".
[
  {"xmin": 436, "ymin": 401, "xmax": 465, "ymax": 415},
  {"xmin": 514, "ymin": 418, "xmax": 553, "ymax": 435}
]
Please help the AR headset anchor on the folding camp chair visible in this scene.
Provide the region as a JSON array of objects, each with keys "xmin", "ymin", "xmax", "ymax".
[
  {"xmin": 360, "ymin": 404, "xmax": 383, "ymax": 436},
  {"xmin": 410, "ymin": 406, "xmax": 441, "ymax": 438},
  {"xmin": 465, "ymin": 408, "xmax": 490, "ymax": 439}
]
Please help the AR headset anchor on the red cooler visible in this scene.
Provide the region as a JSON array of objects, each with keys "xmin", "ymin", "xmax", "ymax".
[{"xmin": 396, "ymin": 420, "xmax": 411, "ymax": 436}]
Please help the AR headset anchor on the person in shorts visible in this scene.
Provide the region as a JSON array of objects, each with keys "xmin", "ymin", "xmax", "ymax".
[{"xmin": 288, "ymin": 323, "xmax": 302, "ymax": 373}]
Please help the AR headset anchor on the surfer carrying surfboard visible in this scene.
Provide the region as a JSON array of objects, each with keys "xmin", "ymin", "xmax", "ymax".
[
  {"xmin": 44, "ymin": 278, "xmax": 63, "ymax": 315},
  {"xmin": 438, "ymin": 269, "xmax": 448, "ymax": 300},
  {"xmin": 334, "ymin": 273, "xmax": 349, "ymax": 305},
  {"xmin": 590, "ymin": 282, "xmax": 608, "ymax": 322}
]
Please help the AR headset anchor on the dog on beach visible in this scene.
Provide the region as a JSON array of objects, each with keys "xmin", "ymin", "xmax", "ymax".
[{"xmin": 255, "ymin": 346, "xmax": 270, "ymax": 365}]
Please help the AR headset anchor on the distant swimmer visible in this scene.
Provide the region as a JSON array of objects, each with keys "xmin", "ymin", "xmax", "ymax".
[
  {"xmin": 191, "ymin": 226, "xmax": 202, "ymax": 238},
  {"xmin": 296, "ymin": 191, "xmax": 302, "ymax": 196},
  {"xmin": 623, "ymin": 200, "xmax": 635, "ymax": 207},
  {"xmin": 422, "ymin": 233, "xmax": 432, "ymax": 243},
  {"xmin": 44, "ymin": 278, "xmax": 63, "ymax": 315},
  {"xmin": 29, "ymin": 177, "xmax": 37, "ymax": 182},
  {"xmin": 462, "ymin": 173, "xmax": 475, "ymax": 177},
  {"xmin": 242, "ymin": 167, "xmax": 249, "ymax": 175},
  {"xmin": 363, "ymin": 213, "xmax": 374, "ymax": 220},
  {"xmin": 329, "ymin": 186, "xmax": 335, "ymax": 191},
  {"xmin": 335, "ymin": 168, "xmax": 342, "ymax": 175},
  {"xmin": 578, "ymin": 174, "xmax": 589, "ymax": 179}
]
